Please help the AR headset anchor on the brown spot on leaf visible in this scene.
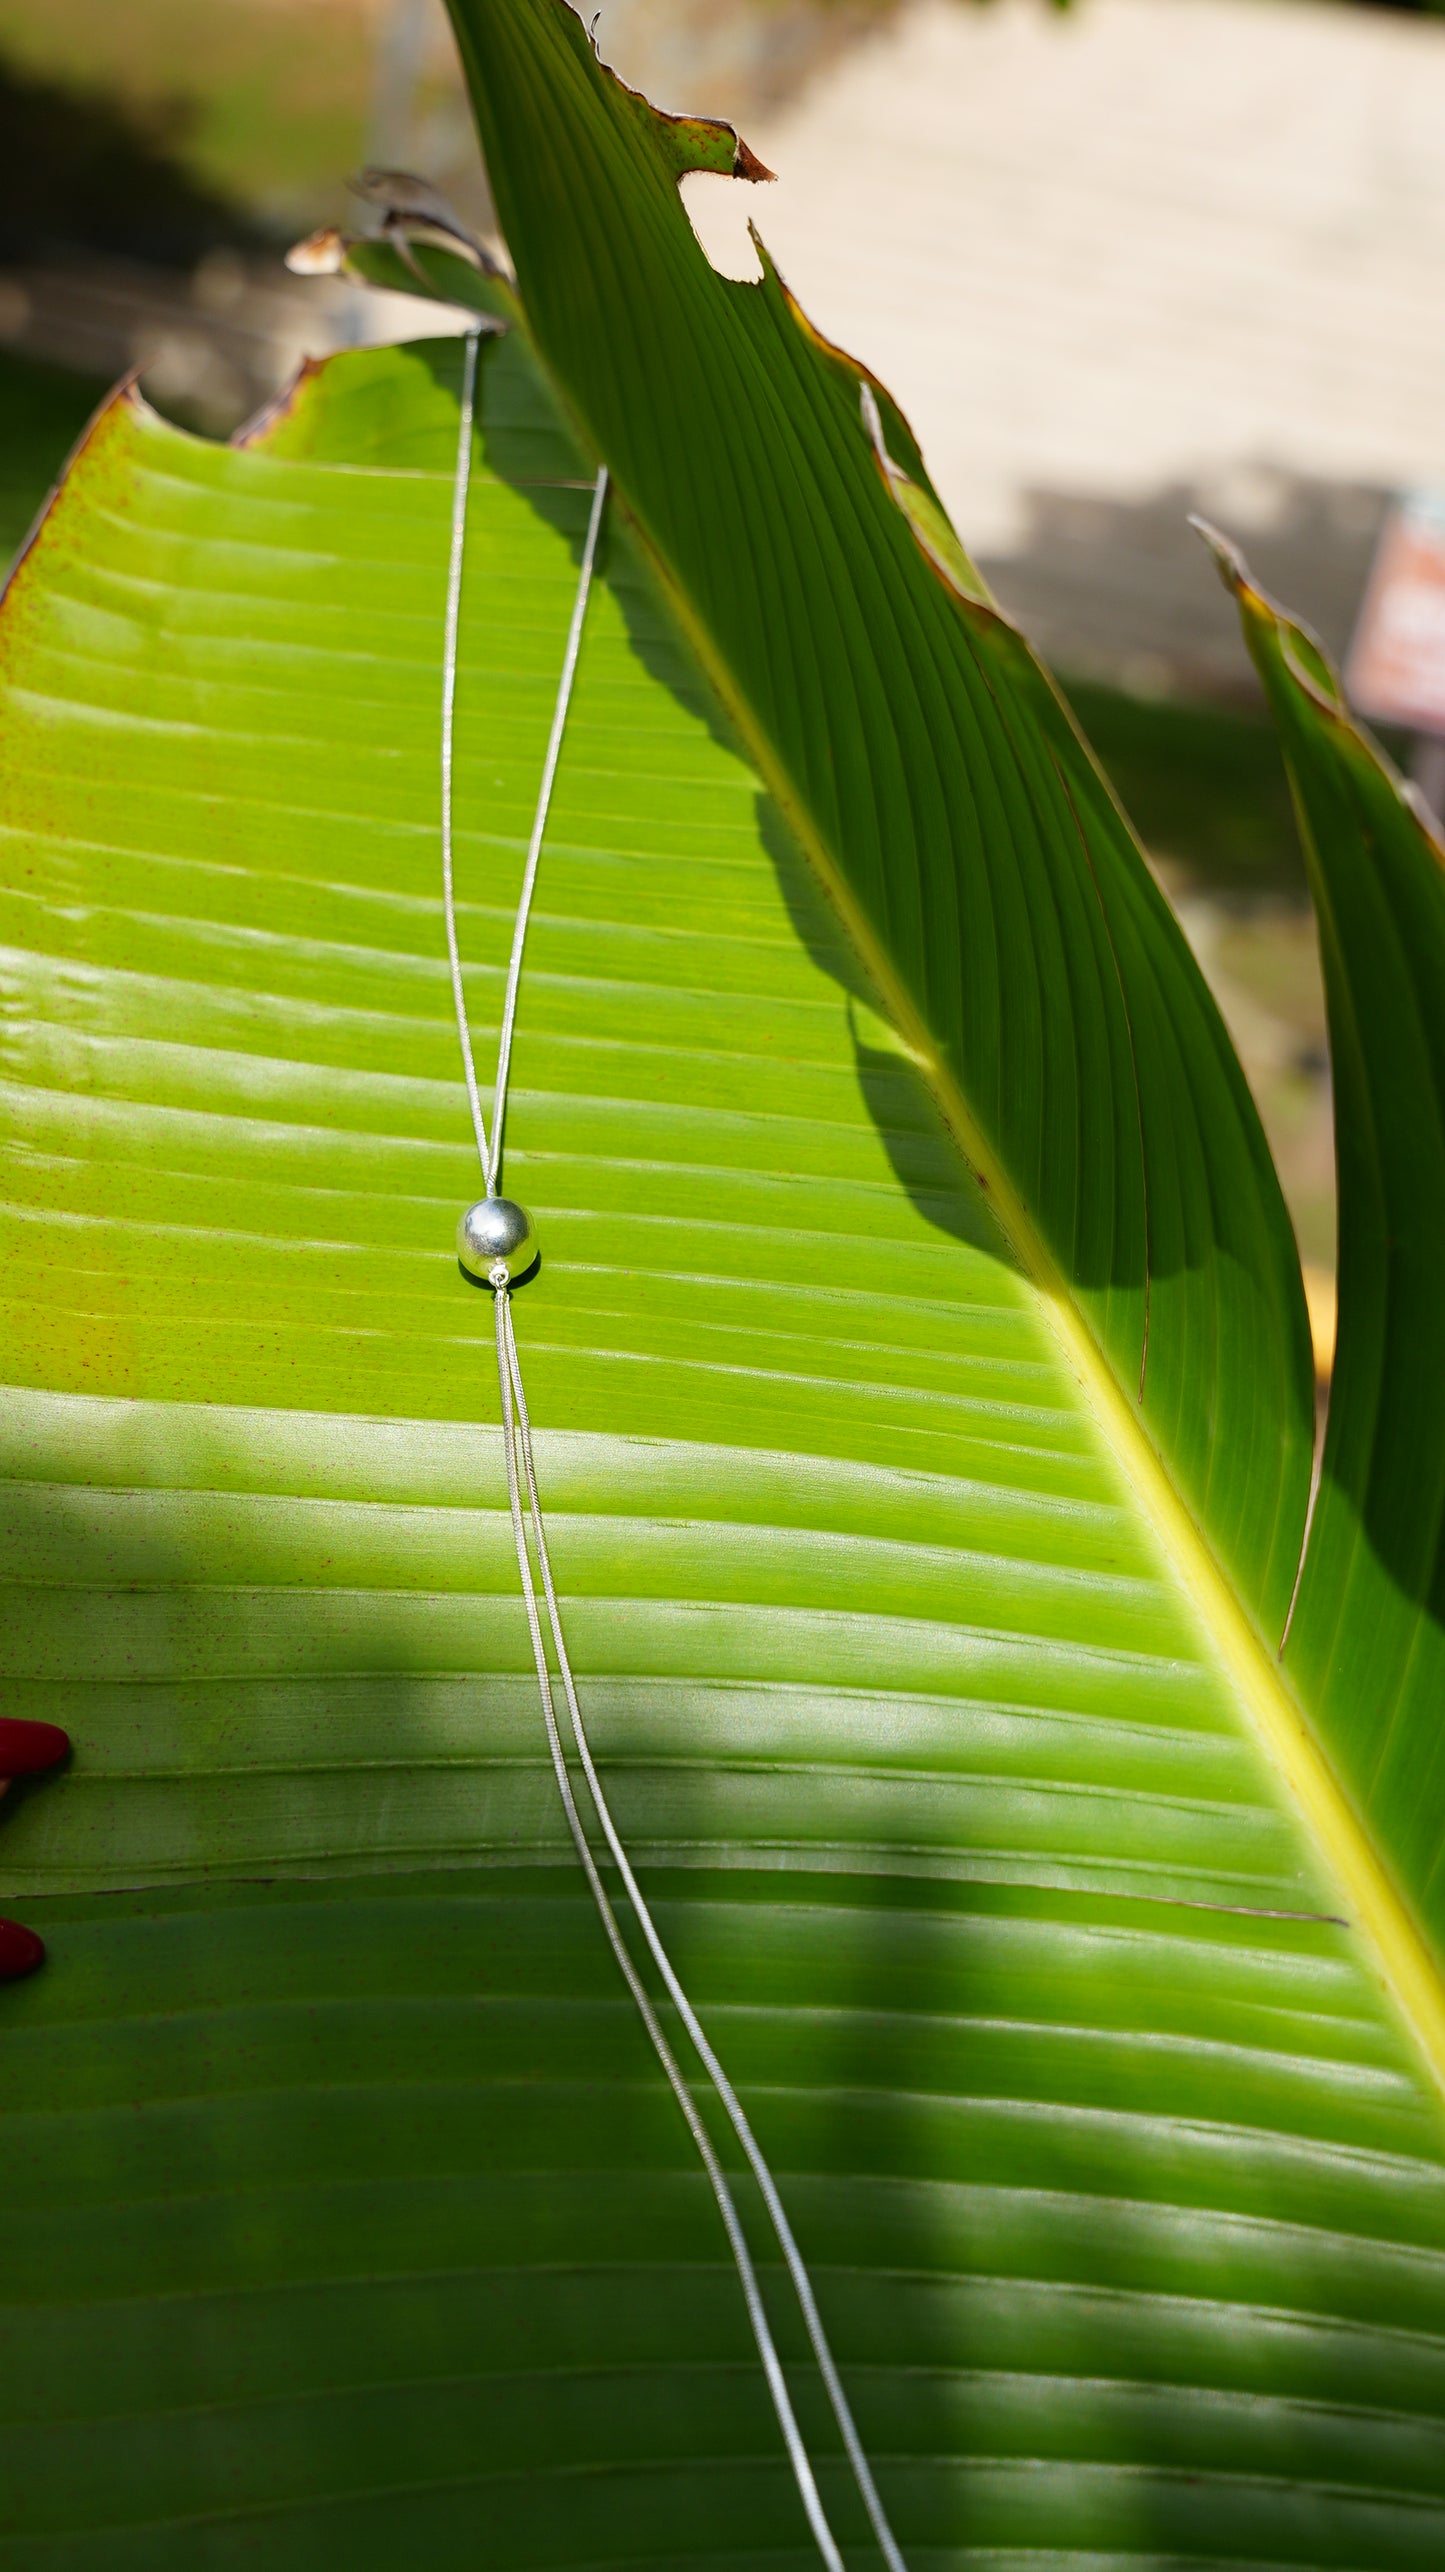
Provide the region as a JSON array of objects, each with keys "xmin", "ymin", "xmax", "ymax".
[{"xmin": 733, "ymin": 138, "xmax": 776, "ymax": 184}]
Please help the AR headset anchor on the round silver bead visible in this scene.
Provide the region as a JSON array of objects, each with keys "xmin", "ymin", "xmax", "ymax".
[{"xmin": 456, "ymin": 1196, "xmax": 538, "ymax": 1285}]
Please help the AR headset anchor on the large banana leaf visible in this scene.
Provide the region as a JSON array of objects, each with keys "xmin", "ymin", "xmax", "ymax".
[
  {"xmin": 4, "ymin": 8, "xmax": 1445, "ymax": 2562},
  {"xmin": 1209, "ymin": 528, "xmax": 1445, "ymax": 1964}
]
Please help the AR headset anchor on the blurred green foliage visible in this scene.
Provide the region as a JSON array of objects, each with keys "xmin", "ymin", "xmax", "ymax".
[
  {"xmin": 0, "ymin": 54, "xmax": 253, "ymax": 265},
  {"xmin": 0, "ymin": 347, "xmax": 104, "ymax": 561},
  {"xmin": 1063, "ymin": 676, "xmax": 1305, "ymax": 893},
  {"xmin": 0, "ymin": 0, "xmax": 374, "ymax": 231}
]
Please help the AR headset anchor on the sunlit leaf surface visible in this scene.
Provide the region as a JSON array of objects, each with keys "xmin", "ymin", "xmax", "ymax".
[{"xmin": 1, "ymin": 46, "xmax": 1445, "ymax": 2565}]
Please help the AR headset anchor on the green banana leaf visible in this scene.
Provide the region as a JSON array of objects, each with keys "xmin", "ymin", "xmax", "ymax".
[
  {"xmin": 3, "ymin": 6, "xmax": 1445, "ymax": 2561},
  {"xmin": 1208, "ymin": 526, "xmax": 1445, "ymax": 1963}
]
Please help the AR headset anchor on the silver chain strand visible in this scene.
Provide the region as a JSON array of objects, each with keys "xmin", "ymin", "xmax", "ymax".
[
  {"xmin": 493, "ymin": 1291, "xmax": 843, "ymax": 2572},
  {"xmin": 439, "ymin": 324, "xmax": 610, "ymax": 1198},
  {"xmin": 439, "ymin": 321, "xmax": 906, "ymax": 2572},
  {"xmin": 439, "ymin": 327, "xmax": 490, "ymax": 1175},
  {"xmin": 500, "ymin": 1299, "xmax": 907, "ymax": 2572},
  {"xmin": 487, "ymin": 462, "xmax": 609, "ymax": 1198}
]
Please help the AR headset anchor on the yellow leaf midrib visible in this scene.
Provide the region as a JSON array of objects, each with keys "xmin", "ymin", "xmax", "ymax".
[{"xmin": 600, "ymin": 470, "xmax": 1445, "ymax": 2119}]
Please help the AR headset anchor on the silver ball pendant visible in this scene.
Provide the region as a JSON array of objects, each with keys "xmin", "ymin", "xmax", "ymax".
[{"xmin": 456, "ymin": 1196, "xmax": 538, "ymax": 1286}]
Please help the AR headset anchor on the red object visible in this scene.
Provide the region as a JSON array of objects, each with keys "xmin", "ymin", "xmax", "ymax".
[
  {"xmin": 1347, "ymin": 492, "xmax": 1445, "ymax": 736},
  {"xmin": 0, "ymin": 1718, "xmax": 69, "ymax": 1776},
  {"xmin": 0, "ymin": 1726, "xmax": 66, "ymax": 1985},
  {"xmin": 0, "ymin": 1921, "xmax": 45, "ymax": 1980}
]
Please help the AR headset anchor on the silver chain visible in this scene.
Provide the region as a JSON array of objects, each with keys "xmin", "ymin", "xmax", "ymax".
[{"xmin": 438, "ymin": 320, "xmax": 906, "ymax": 2572}]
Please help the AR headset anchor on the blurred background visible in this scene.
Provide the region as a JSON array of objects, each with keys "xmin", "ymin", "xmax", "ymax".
[{"xmin": 7, "ymin": 0, "xmax": 1445, "ymax": 1358}]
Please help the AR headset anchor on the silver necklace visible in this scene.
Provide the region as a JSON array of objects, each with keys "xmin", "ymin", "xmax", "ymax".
[{"xmin": 439, "ymin": 324, "xmax": 906, "ymax": 2572}]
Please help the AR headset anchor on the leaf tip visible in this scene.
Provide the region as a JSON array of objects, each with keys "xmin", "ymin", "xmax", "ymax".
[
  {"xmin": 287, "ymin": 216, "xmax": 516, "ymax": 328},
  {"xmin": 733, "ymin": 136, "xmax": 776, "ymax": 185},
  {"xmin": 285, "ymin": 226, "xmax": 348, "ymax": 277},
  {"xmin": 1190, "ymin": 511, "xmax": 1251, "ymax": 598},
  {"xmin": 348, "ymin": 167, "xmax": 489, "ymax": 259},
  {"xmin": 1193, "ymin": 514, "xmax": 1346, "ymax": 711},
  {"xmin": 584, "ymin": 8, "xmax": 772, "ymax": 185},
  {"xmin": 1201, "ymin": 513, "xmax": 1445, "ymax": 868}
]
